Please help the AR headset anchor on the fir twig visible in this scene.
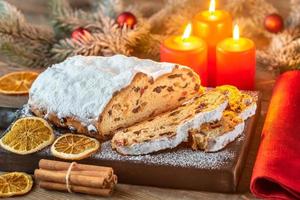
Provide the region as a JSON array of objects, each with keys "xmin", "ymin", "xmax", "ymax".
[
  {"xmin": 49, "ymin": 0, "xmax": 104, "ymax": 37},
  {"xmin": 0, "ymin": 1, "xmax": 54, "ymax": 68},
  {"xmin": 225, "ymin": 0, "xmax": 278, "ymax": 38},
  {"xmin": 287, "ymin": 0, "xmax": 300, "ymax": 27},
  {"xmin": 94, "ymin": 0, "xmax": 124, "ymax": 18},
  {"xmin": 51, "ymin": 17, "xmax": 152, "ymax": 61},
  {"xmin": 257, "ymin": 28, "xmax": 300, "ymax": 71}
]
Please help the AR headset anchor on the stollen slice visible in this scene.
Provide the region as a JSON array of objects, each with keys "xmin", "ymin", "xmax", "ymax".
[
  {"xmin": 0, "ymin": 117, "xmax": 54, "ymax": 155},
  {"xmin": 216, "ymin": 85, "xmax": 257, "ymax": 120},
  {"xmin": 51, "ymin": 134, "xmax": 100, "ymax": 160},
  {"xmin": 0, "ymin": 172, "xmax": 33, "ymax": 198},
  {"xmin": 190, "ymin": 111, "xmax": 245, "ymax": 152},
  {"xmin": 112, "ymin": 90, "xmax": 228, "ymax": 155}
]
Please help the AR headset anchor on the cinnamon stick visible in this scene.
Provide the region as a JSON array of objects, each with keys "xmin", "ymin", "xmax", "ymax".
[
  {"xmin": 39, "ymin": 181, "xmax": 113, "ymax": 197},
  {"xmin": 39, "ymin": 159, "xmax": 113, "ymax": 176},
  {"xmin": 36, "ymin": 159, "xmax": 117, "ymax": 196},
  {"xmin": 55, "ymin": 171, "xmax": 117, "ymax": 185},
  {"xmin": 57, "ymin": 170, "xmax": 112, "ymax": 178},
  {"xmin": 34, "ymin": 169, "xmax": 110, "ymax": 188},
  {"xmin": 111, "ymin": 174, "xmax": 118, "ymax": 185}
]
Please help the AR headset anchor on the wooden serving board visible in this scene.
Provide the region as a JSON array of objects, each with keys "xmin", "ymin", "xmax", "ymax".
[{"xmin": 0, "ymin": 92, "xmax": 261, "ymax": 193}]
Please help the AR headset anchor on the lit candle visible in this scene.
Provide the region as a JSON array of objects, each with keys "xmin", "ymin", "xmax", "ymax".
[
  {"xmin": 216, "ymin": 24, "xmax": 256, "ymax": 90},
  {"xmin": 193, "ymin": 0, "xmax": 232, "ymax": 86},
  {"xmin": 160, "ymin": 23, "xmax": 208, "ymax": 85}
]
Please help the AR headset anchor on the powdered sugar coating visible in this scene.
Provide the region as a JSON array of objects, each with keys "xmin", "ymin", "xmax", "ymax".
[{"xmin": 29, "ymin": 55, "xmax": 184, "ymax": 127}]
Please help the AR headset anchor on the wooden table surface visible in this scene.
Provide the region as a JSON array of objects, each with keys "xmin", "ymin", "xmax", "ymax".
[
  {"xmin": 0, "ymin": 62, "xmax": 276, "ymax": 200},
  {"xmin": 0, "ymin": 0, "xmax": 287, "ymax": 199}
]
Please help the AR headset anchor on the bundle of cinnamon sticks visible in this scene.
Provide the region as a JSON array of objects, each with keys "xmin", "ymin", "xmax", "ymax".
[{"xmin": 34, "ymin": 159, "xmax": 117, "ymax": 196}]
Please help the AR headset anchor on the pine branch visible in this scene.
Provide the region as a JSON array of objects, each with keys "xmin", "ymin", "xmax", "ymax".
[
  {"xmin": 49, "ymin": 0, "xmax": 105, "ymax": 37},
  {"xmin": 49, "ymin": 0, "xmax": 75, "ymax": 33},
  {"xmin": 51, "ymin": 32, "xmax": 130, "ymax": 63},
  {"xmin": 0, "ymin": 0, "xmax": 25, "ymax": 24},
  {"xmin": 0, "ymin": 31, "xmax": 53, "ymax": 68},
  {"xmin": 133, "ymin": 33, "xmax": 163, "ymax": 60},
  {"xmin": 287, "ymin": 0, "xmax": 300, "ymax": 28},
  {"xmin": 225, "ymin": 0, "xmax": 278, "ymax": 38},
  {"xmin": 51, "ymin": 23, "xmax": 126, "ymax": 61},
  {"xmin": 51, "ymin": 16, "xmax": 155, "ymax": 62},
  {"xmin": 0, "ymin": 41, "xmax": 53, "ymax": 68},
  {"xmin": 148, "ymin": 0, "xmax": 191, "ymax": 35},
  {"xmin": 257, "ymin": 28, "xmax": 300, "ymax": 71},
  {"xmin": 0, "ymin": 21, "xmax": 54, "ymax": 44},
  {"xmin": 0, "ymin": 1, "xmax": 55, "ymax": 68},
  {"xmin": 94, "ymin": 0, "xmax": 124, "ymax": 18},
  {"xmin": 225, "ymin": 0, "xmax": 277, "ymax": 19},
  {"xmin": 0, "ymin": 1, "xmax": 53, "ymax": 43},
  {"xmin": 49, "ymin": 0, "xmax": 188, "ymax": 62}
]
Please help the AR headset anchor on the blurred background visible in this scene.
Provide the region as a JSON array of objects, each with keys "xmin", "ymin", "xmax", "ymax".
[{"xmin": 5, "ymin": 0, "xmax": 289, "ymax": 25}]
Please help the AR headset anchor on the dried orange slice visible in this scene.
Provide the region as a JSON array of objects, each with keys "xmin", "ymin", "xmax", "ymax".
[
  {"xmin": 51, "ymin": 134, "xmax": 100, "ymax": 160},
  {"xmin": 0, "ymin": 117, "xmax": 54, "ymax": 155},
  {"xmin": 0, "ymin": 172, "xmax": 33, "ymax": 198},
  {"xmin": 216, "ymin": 85, "xmax": 241, "ymax": 97},
  {"xmin": 0, "ymin": 71, "xmax": 38, "ymax": 95}
]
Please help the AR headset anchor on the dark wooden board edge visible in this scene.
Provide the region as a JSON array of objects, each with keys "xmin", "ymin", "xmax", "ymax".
[
  {"xmin": 0, "ymin": 153, "xmax": 236, "ymax": 193},
  {"xmin": 0, "ymin": 94, "xmax": 261, "ymax": 193}
]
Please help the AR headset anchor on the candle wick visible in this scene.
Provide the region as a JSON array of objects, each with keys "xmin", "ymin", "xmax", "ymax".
[{"xmin": 209, "ymin": 11, "xmax": 217, "ymax": 20}]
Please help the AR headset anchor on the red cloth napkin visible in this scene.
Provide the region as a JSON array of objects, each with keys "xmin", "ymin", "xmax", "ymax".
[{"xmin": 250, "ymin": 70, "xmax": 300, "ymax": 200}]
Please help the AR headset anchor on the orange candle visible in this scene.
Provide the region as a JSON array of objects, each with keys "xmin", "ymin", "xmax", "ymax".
[
  {"xmin": 216, "ymin": 24, "xmax": 256, "ymax": 90},
  {"xmin": 160, "ymin": 24, "xmax": 208, "ymax": 85},
  {"xmin": 193, "ymin": 0, "xmax": 232, "ymax": 86}
]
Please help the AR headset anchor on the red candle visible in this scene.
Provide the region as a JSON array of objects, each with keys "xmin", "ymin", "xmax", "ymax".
[
  {"xmin": 192, "ymin": 0, "xmax": 232, "ymax": 86},
  {"xmin": 216, "ymin": 24, "xmax": 256, "ymax": 90},
  {"xmin": 160, "ymin": 24, "xmax": 208, "ymax": 85}
]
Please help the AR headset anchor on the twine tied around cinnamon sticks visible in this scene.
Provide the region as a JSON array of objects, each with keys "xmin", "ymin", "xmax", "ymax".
[
  {"xmin": 34, "ymin": 159, "xmax": 117, "ymax": 197},
  {"xmin": 65, "ymin": 161, "xmax": 76, "ymax": 193}
]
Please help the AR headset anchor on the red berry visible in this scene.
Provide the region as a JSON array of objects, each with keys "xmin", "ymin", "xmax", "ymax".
[
  {"xmin": 264, "ymin": 13, "xmax": 284, "ymax": 33},
  {"xmin": 71, "ymin": 27, "xmax": 88, "ymax": 40},
  {"xmin": 116, "ymin": 12, "xmax": 137, "ymax": 29}
]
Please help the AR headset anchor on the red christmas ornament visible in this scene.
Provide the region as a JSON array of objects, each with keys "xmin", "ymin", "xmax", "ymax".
[
  {"xmin": 71, "ymin": 27, "xmax": 88, "ymax": 41},
  {"xmin": 116, "ymin": 12, "xmax": 137, "ymax": 29},
  {"xmin": 264, "ymin": 13, "xmax": 284, "ymax": 33}
]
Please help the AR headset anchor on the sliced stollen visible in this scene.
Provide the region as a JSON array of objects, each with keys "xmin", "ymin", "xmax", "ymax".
[
  {"xmin": 235, "ymin": 93, "xmax": 257, "ymax": 120},
  {"xmin": 28, "ymin": 55, "xmax": 200, "ymax": 139},
  {"xmin": 216, "ymin": 85, "xmax": 257, "ymax": 120},
  {"xmin": 189, "ymin": 111, "xmax": 245, "ymax": 152},
  {"xmin": 111, "ymin": 90, "xmax": 228, "ymax": 155}
]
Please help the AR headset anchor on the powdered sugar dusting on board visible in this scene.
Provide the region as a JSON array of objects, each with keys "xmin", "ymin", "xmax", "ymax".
[
  {"xmin": 94, "ymin": 141, "xmax": 235, "ymax": 169},
  {"xmin": 35, "ymin": 139, "xmax": 235, "ymax": 169},
  {"xmin": 28, "ymin": 55, "xmax": 184, "ymax": 127}
]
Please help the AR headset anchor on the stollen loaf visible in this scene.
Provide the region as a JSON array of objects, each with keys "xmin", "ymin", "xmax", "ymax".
[{"xmin": 28, "ymin": 55, "xmax": 200, "ymax": 138}]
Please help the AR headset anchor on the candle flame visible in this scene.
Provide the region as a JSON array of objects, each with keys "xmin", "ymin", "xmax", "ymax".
[
  {"xmin": 233, "ymin": 24, "xmax": 239, "ymax": 40},
  {"xmin": 209, "ymin": 0, "xmax": 215, "ymax": 12},
  {"xmin": 182, "ymin": 23, "xmax": 192, "ymax": 40}
]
